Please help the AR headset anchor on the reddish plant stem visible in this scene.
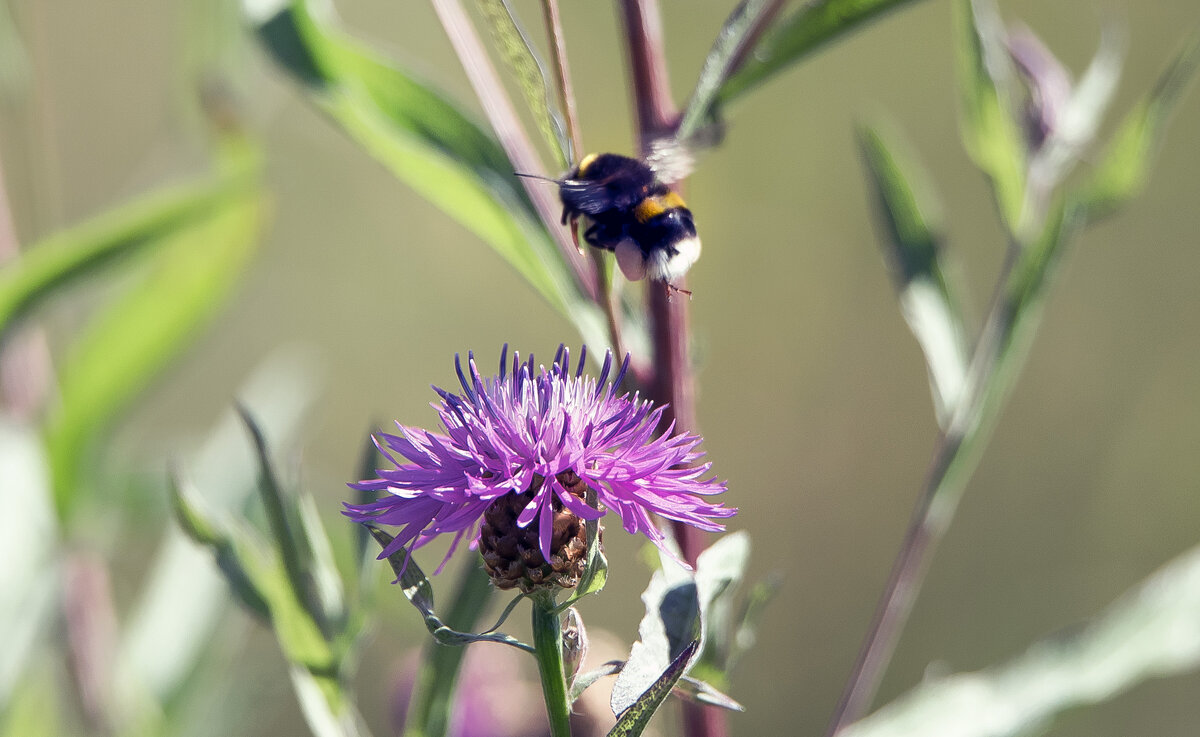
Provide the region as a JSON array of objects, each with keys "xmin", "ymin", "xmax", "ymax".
[{"xmin": 617, "ymin": 3, "xmax": 718, "ymax": 737}]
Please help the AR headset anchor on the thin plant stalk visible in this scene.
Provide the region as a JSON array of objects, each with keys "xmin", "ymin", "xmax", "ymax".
[
  {"xmin": 430, "ymin": 0, "xmax": 597, "ymax": 300},
  {"xmin": 539, "ymin": 0, "xmax": 627, "ymax": 360},
  {"xmin": 617, "ymin": 5, "xmax": 721, "ymax": 737},
  {"xmin": 530, "ymin": 591, "xmax": 573, "ymax": 737},
  {"xmin": 826, "ymin": 205, "xmax": 1077, "ymax": 735}
]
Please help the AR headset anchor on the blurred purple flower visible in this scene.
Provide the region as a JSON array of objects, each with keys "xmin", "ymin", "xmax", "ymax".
[{"xmin": 344, "ymin": 346, "xmax": 734, "ymax": 572}]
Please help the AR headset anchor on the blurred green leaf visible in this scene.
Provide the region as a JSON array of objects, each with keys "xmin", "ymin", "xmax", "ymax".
[
  {"xmin": 0, "ymin": 667, "xmax": 59, "ymax": 737},
  {"xmin": 858, "ymin": 121, "xmax": 968, "ymax": 426},
  {"xmin": 43, "ymin": 193, "xmax": 260, "ymax": 516},
  {"xmin": 841, "ymin": 542, "xmax": 1200, "ymax": 737},
  {"xmin": 1080, "ymin": 29, "xmax": 1200, "ymax": 219},
  {"xmin": 607, "ymin": 641, "xmax": 699, "ymax": 737},
  {"xmin": 119, "ymin": 353, "xmax": 321, "ymax": 703},
  {"xmin": 238, "ymin": 407, "xmax": 344, "ymax": 640},
  {"xmin": 289, "ymin": 665, "xmax": 366, "ymax": 737},
  {"xmin": 43, "ymin": 189, "xmax": 261, "ymax": 521},
  {"xmin": 368, "ymin": 527, "xmax": 532, "ymax": 652},
  {"xmin": 477, "ymin": 0, "xmax": 569, "ymax": 167},
  {"xmin": 0, "ymin": 175, "xmax": 246, "ymax": 341},
  {"xmin": 717, "ymin": 0, "xmax": 924, "ymax": 105},
  {"xmin": 252, "ymin": 1, "xmax": 574, "ymax": 313},
  {"xmin": 677, "ymin": 0, "xmax": 779, "ymax": 142},
  {"xmin": 170, "ymin": 472, "xmax": 335, "ymax": 672},
  {"xmin": 401, "ymin": 560, "xmax": 496, "ymax": 737},
  {"xmin": 954, "ymin": 0, "xmax": 1026, "ymax": 229}
]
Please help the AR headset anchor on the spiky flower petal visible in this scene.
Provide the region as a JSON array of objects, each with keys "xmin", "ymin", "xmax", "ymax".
[{"xmin": 344, "ymin": 346, "xmax": 734, "ymax": 573}]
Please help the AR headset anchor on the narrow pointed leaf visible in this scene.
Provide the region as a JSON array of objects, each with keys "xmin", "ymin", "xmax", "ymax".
[
  {"xmin": 858, "ymin": 121, "xmax": 968, "ymax": 425},
  {"xmin": 251, "ymin": 1, "xmax": 573, "ymax": 313},
  {"xmin": 954, "ymin": 0, "xmax": 1025, "ymax": 228},
  {"xmin": 0, "ymin": 175, "xmax": 246, "ymax": 340},
  {"xmin": 289, "ymin": 664, "xmax": 365, "ymax": 737},
  {"xmin": 169, "ymin": 473, "xmax": 335, "ymax": 671},
  {"xmin": 717, "ymin": 0, "xmax": 925, "ymax": 105},
  {"xmin": 403, "ymin": 560, "xmax": 498, "ymax": 737},
  {"xmin": 607, "ymin": 641, "xmax": 700, "ymax": 737},
  {"xmin": 1080, "ymin": 29, "xmax": 1200, "ymax": 219},
  {"xmin": 677, "ymin": 0, "xmax": 779, "ymax": 142},
  {"xmin": 45, "ymin": 191, "xmax": 261, "ymax": 520},
  {"xmin": 477, "ymin": 0, "xmax": 568, "ymax": 167},
  {"xmin": 675, "ymin": 676, "xmax": 745, "ymax": 712},
  {"xmin": 368, "ymin": 527, "xmax": 531, "ymax": 652},
  {"xmin": 841, "ymin": 542, "xmax": 1200, "ymax": 737},
  {"xmin": 119, "ymin": 355, "xmax": 319, "ymax": 702},
  {"xmin": 238, "ymin": 407, "xmax": 336, "ymax": 638}
]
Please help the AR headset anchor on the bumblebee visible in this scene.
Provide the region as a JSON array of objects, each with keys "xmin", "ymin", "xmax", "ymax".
[{"xmin": 550, "ymin": 153, "xmax": 702, "ymax": 285}]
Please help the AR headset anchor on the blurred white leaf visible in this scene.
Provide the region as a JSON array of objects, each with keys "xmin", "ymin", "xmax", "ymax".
[
  {"xmin": 116, "ymin": 347, "xmax": 320, "ymax": 702},
  {"xmin": 0, "ymin": 417, "xmax": 55, "ymax": 705},
  {"xmin": 842, "ymin": 542, "xmax": 1200, "ymax": 737}
]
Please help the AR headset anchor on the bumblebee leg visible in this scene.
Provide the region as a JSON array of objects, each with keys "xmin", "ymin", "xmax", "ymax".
[
  {"xmin": 569, "ymin": 214, "xmax": 584, "ymax": 254},
  {"xmin": 665, "ymin": 282, "xmax": 693, "ymax": 301}
]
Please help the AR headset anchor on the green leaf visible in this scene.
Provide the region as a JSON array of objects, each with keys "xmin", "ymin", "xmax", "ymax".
[
  {"xmin": 477, "ymin": 0, "xmax": 569, "ymax": 167},
  {"xmin": 674, "ymin": 676, "xmax": 745, "ymax": 712},
  {"xmin": 44, "ymin": 190, "xmax": 261, "ymax": 521},
  {"xmin": 0, "ymin": 667, "xmax": 60, "ymax": 737},
  {"xmin": 289, "ymin": 665, "xmax": 367, "ymax": 737},
  {"xmin": 954, "ymin": 0, "xmax": 1026, "ymax": 228},
  {"xmin": 238, "ymin": 407, "xmax": 343, "ymax": 640},
  {"xmin": 118, "ymin": 353, "xmax": 321, "ymax": 702},
  {"xmin": 252, "ymin": 1, "xmax": 574, "ymax": 313},
  {"xmin": 840, "ymin": 542, "xmax": 1200, "ymax": 737},
  {"xmin": 610, "ymin": 562, "xmax": 701, "ymax": 715},
  {"xmin": 717, "ymin": 0, "xmax": 925, "ymax": 105},
  {"xmin": 1080, "ymin": 29, "xmax": 1200, "ymax": 219},
  {"xmin": 607, "ymin": 641, "xmax": 700, "ymax": 737},
  {"xmin": 676, "ymin": 0, "xmax": 780, "ymax": 142},
  {"xmin": 169, "ymin": 472, "xmax": 335, "ymax": 672},
  {"xmin": 858, "ymin": 120, "xmax": 968, "ymax": 426},
  {"xmin": 402, "ymin": 560, "xmax": 496, "ymax": 737},
  {"xmin": 554, "ymin": 486, "xmax": 608, "ymax": 611},
  {"xmin": 368, "ymin": 527, "xmax": 532, "ymax": 652},
  {"xmin": 0, "ymin": 175, "xmax": 246, "ymax": 341}
]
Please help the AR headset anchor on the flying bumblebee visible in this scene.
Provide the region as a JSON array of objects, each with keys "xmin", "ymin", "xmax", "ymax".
[{"xmin": 522, "ymin": 152, "xmax": 701, "ymax": 287}]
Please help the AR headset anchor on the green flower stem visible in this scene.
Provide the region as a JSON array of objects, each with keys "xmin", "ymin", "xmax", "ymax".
[{"xmin": 530, "ymin": 591, "xmax": 572, "ymax": 737}]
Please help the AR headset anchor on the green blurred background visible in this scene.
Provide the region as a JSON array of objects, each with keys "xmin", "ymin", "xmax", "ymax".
[{"xmin": 5, "ymin": 0, "xmax": 1200, "ymax": 735}]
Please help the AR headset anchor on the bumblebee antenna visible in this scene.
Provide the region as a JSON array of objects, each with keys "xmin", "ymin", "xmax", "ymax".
[{"xmin": 514, "ymin": 172, "xmax": 559, "ymax": 184}]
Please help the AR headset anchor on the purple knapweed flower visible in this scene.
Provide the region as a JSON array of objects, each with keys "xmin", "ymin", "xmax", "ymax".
[{"xmin": 344, "ymin": 346, "xmax": 734, "ymax": 575}]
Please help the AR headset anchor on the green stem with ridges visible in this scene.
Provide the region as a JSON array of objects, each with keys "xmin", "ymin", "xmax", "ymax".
[{"xmin": 530, "ymin": 590, "xmax": 572, "ymax": 737}]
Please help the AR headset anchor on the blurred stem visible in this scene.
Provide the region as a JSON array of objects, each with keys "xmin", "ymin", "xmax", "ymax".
[
  {"xmin": 430, "ymin": 0, "xmax": 597, "ymax": 300},
  {"xmin": 404, "ymin": 563, "xmax": 494, "ymax": 737},
  {"xmin": 617, "ymin": 0, "xmax": 705, "ymax": 569},
  {"xmin": 530, "ymin": 591, "xmax": 572, "ymax": 737},
  {"xmin": 826, "ymin": 202, "xmax": 1077, "ymax": 734},
  {"xmin": 541, "ymin": 0, "xmax": 582, "ymax": 163},
  {"xmin": 617, "ymin": 4, "xmax": 719, "ymax": 737},
  {"xmin": 540, "ymin": 0, "xmax": 627, "ymax": 357}
]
